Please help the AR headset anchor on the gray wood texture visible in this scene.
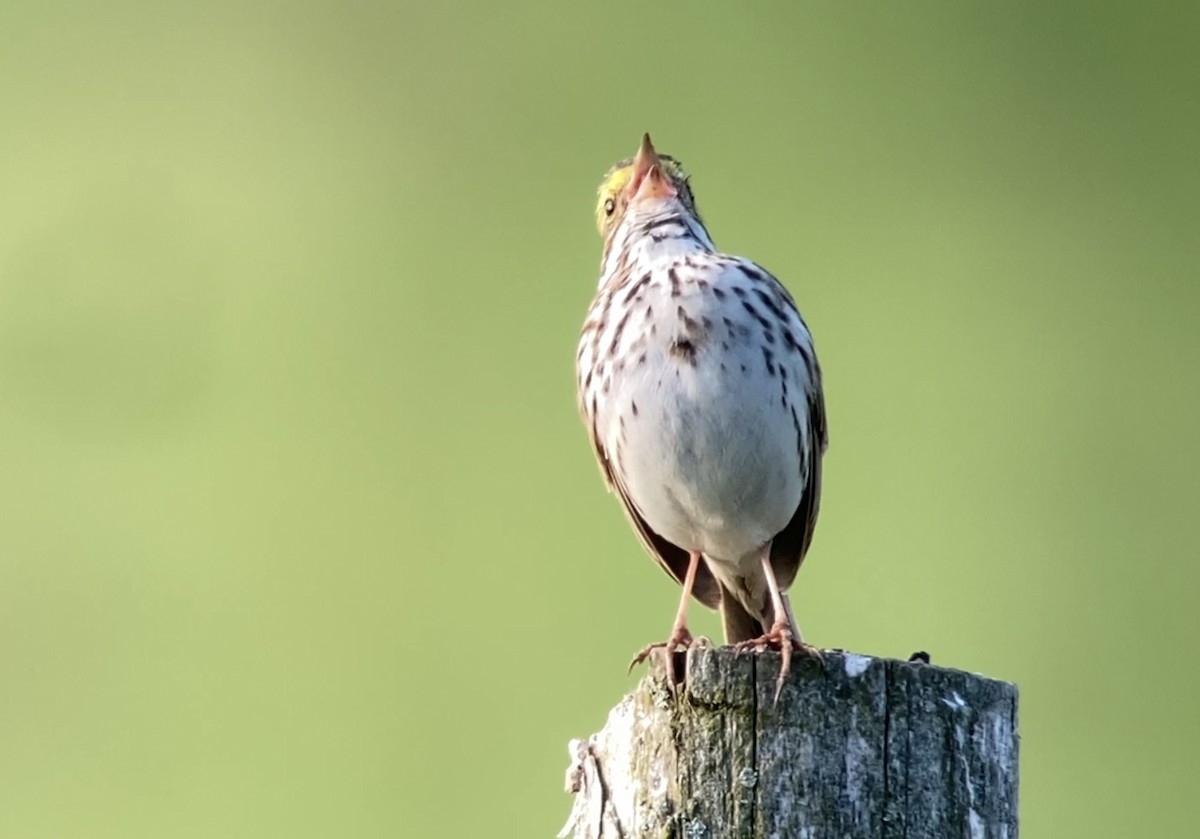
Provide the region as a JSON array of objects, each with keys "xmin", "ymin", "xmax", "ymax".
[{"xmin": 561, "ymin": 647, "xmax": 1018, "ymax": 839}]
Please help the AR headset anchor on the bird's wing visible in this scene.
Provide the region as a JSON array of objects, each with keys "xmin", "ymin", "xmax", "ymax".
[
  {"xmin": 769, "ymin": 383, "xmax": 827, "ymax": 591},
  {"xmin": 584, "ymin": 418, "xmax": 721, "ymax": 609},
  {"xmin": 765, "ymin": 276, "xmax": 829, "ymax": 591}
]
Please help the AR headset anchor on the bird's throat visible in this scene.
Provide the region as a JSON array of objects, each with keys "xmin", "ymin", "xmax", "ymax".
[{"xmin": 601, "ymin": 211, "xmax": 715, "ymax": 286}]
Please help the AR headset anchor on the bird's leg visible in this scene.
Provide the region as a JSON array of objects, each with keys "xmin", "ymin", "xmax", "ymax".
[
  {"xmin": 629, "ymin": 551, "xmax": 701, "ymax": 691},
  {"xmin": 733, "ymin": 544, "xmax": 822, "ymax": 703}
]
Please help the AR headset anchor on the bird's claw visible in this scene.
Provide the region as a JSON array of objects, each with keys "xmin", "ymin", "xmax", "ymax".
[
  {"xmin": 629, "ymin": 625, "xmax": 694, "ymax": 692},
  {"xmin": 733, "ymin": 623, "xmax": 821, "ymax": 704}
]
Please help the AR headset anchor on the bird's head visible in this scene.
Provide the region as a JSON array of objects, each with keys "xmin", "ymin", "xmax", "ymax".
[{"xmin": 595, "ymin": 134, "xmax": 699, "ymax": 240}]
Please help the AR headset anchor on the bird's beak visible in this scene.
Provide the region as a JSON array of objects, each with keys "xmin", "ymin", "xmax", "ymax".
[{"xmin": 629, "ymin": 133, "xmax": 677, "ymax": 202}]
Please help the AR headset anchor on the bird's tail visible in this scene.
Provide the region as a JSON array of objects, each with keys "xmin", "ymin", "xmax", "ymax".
[
  {"xmin": 718, "ymin": 582, "xmax": 802, "ymax": 644},
  {"xmin": 719, "ymin": 585, "xmax": 763, "ymax": 643}
]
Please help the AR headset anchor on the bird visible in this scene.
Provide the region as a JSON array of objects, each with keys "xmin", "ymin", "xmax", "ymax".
[{"xmin": 575, "ymin": 134, "xmax": 828, "ymax": 702}]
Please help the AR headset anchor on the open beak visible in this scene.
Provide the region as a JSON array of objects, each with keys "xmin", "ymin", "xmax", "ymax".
[{"xmin": 628, "ymin": 133, "xmax": 677, "ymax": 202}]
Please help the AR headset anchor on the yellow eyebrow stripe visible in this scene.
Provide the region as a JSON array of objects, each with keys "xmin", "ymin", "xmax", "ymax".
[{"xmin": 596, "ymin": 165, "xmax": 634, "ymax": 231}]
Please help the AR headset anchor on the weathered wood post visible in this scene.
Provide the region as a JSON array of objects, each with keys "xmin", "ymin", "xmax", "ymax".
[{"xmin": 561, "ymin": 647, "xmax": 1018, "ymax": 839}]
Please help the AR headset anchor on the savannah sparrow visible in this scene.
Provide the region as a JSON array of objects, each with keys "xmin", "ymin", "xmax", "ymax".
[{"xmin": 576, "ymin": 134, "xmax": 828, "ymax": 700}]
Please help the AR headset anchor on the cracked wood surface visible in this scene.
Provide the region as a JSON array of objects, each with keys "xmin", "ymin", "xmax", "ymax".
[{"xmin": 561, "ymin": 648, "xmax": 1018, "ymax": 839}]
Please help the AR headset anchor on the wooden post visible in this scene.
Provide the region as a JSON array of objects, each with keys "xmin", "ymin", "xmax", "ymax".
[{"xmin": 560, "ymin": 647, "xmax": 1018, "ymax": 839}]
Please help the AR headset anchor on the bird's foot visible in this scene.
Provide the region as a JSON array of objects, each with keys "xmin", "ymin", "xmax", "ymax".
[
  {"xmin": 629, "ymin": 625, "xmax": 694, "ymax": 692},
  {"xmin": 733, "ymin": 622, "xmax": 822, "ymax": 704}
]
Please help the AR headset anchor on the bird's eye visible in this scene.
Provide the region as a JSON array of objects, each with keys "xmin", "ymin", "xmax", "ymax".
[{"xmin": 604, "ymin": 198, "xmax": 616, "ymax": 217}]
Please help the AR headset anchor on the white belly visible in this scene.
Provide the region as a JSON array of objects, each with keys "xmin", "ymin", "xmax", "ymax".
[{"xmin": 597, "ymin": 290, "xmax": 809, "ymax": 566}]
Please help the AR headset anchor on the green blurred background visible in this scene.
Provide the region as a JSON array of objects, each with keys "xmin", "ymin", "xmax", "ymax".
[{"xmin": 1, "ymin": 2, "xmax": 1196, "ymax": 836}]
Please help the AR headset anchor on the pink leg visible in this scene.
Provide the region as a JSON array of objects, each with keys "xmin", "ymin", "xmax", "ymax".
[
  {"xmin": 629, "ymin": 551, "xmax": 701, "ymax": 691},
  {"xmin": 733, "ymin": 544, "xmax": 821, "ymax": 703}
]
